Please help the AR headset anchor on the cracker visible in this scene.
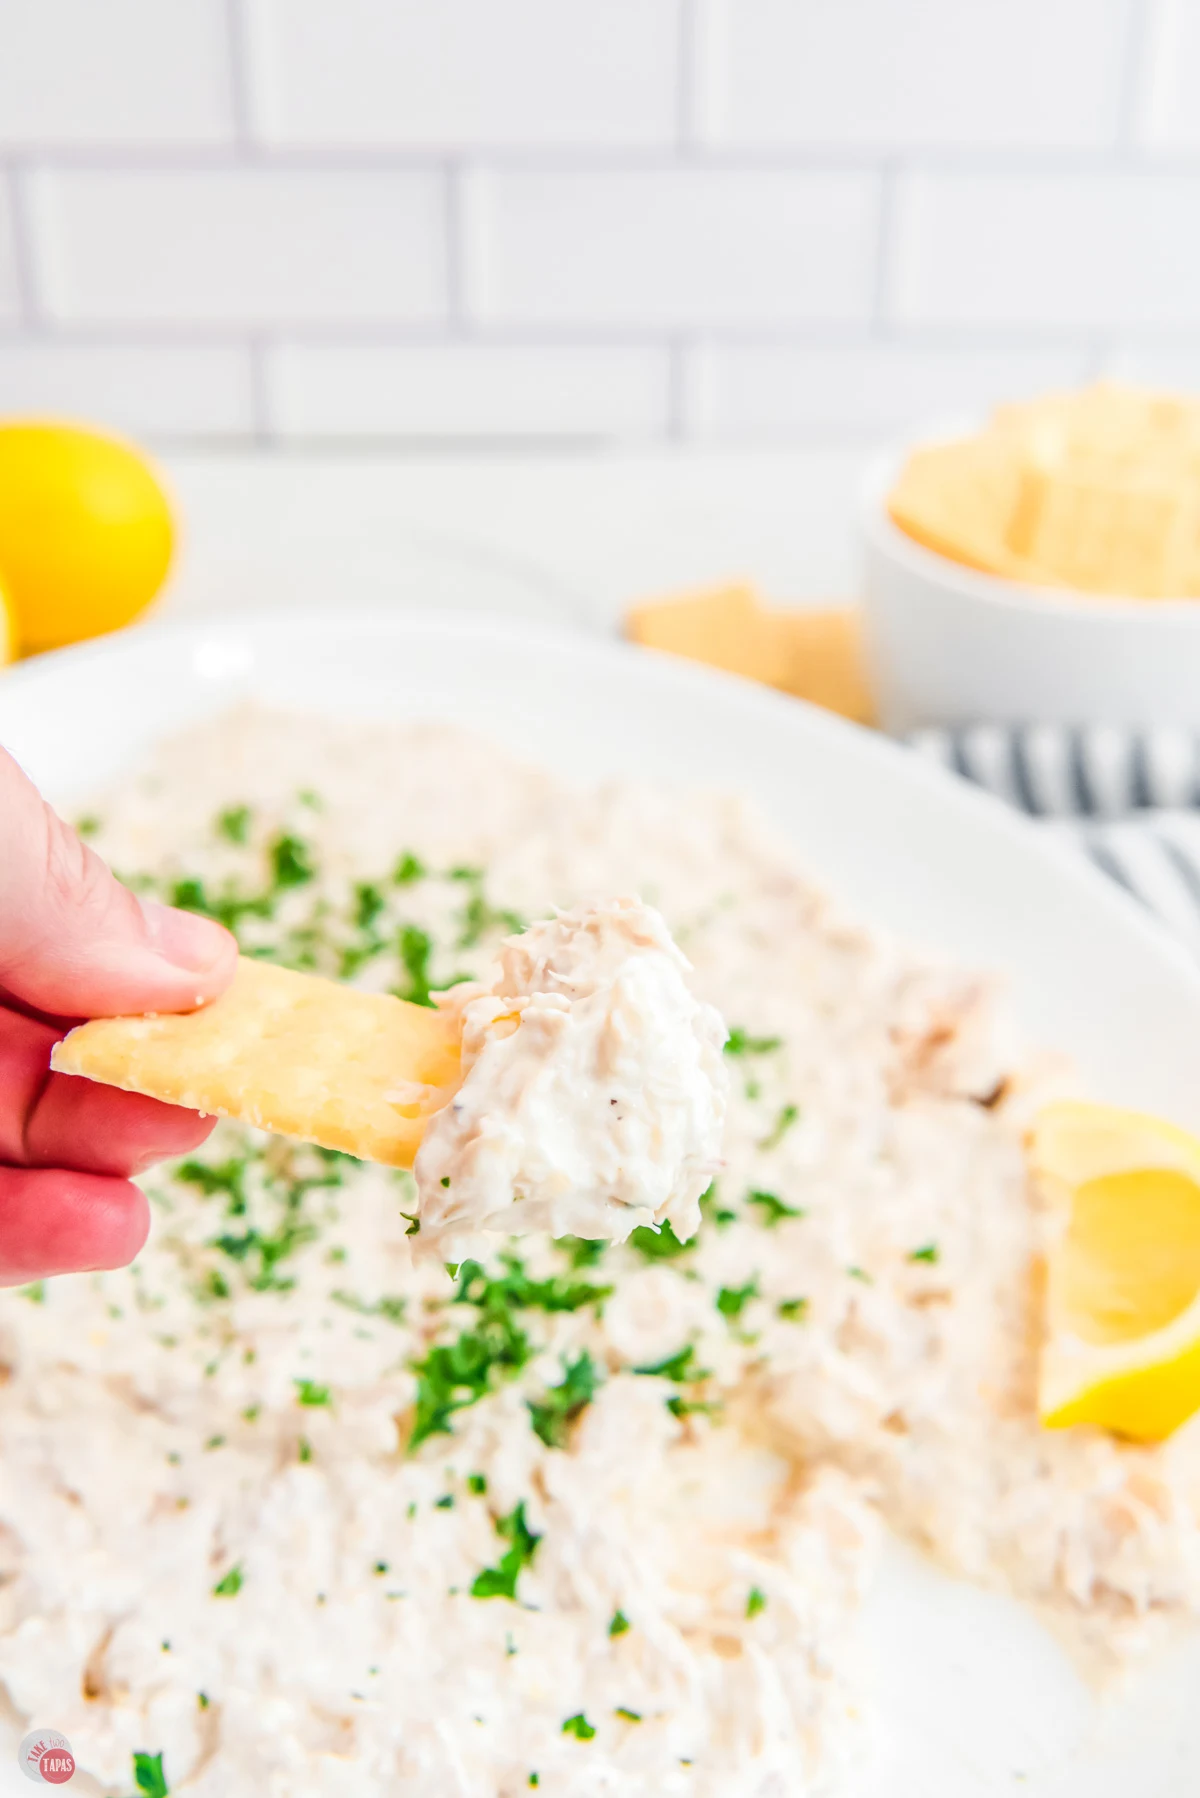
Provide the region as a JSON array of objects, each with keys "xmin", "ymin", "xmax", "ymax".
[
  {"xmin": 51, "ymin": 957, "xmax": 462, "ymax": 1168},
  {"xmin": 626, "ymin": 582, "xmax": 786, "ymax": 686}
]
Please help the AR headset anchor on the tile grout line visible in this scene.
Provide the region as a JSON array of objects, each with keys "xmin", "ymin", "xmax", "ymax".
[
  {"xmin": 224, "ymin": 0, "xmax": 257, "ymax": 153},
  {"xmin": 247, "ymin": 333, "xmax": 272, "ymax": 446},
  {"xmin": 444, "ymin": 163, "xmax": 467, "ymax": 336},
  {"xmin": 870, "ymin": 160, "xmax": 899, "ymax": 338},
  {"xmin": 1115, "ymin": 0, "xmax": 1152, "ymax": 151},
  {"xmin": 7, "ymin": 161, "xmax": 46, "ymax": 331}
]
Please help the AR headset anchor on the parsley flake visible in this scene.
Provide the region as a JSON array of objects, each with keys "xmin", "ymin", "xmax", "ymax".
[
  {"xmin": 759, "ymin": 1103, "xmax": 800, "ymax": 1151},
  {"xmin": 909, "ymin": 1242, "xmax": 940, "ymax": 1264},
  {"xmin": 212, "ymin": 1565, "xmax": 243, "ymax": 1598},
  {"xmin": 746, "ymin": 1586, "xmax": 767, "ymax": 1619},
  {"xmin": 561, "ymin": 1713, "xmax": 596, "ymax": 1741},
  {"xmin": 470, "ymin": 1501, "xmax": 541, "ymax": 1602},
  {"xmin": 131, "ymin": 1750, "xmax": 170, "ymax": 1797},
  {"xmin": 746, "ymin": 1188, "xmax": 804, "ymax": 1226}
]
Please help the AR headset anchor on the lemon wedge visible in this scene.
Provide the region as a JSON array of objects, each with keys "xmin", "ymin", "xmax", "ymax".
[{"xmin": 1033, "ymin": 1101, "xmax": 1200, "ymax": 1441}]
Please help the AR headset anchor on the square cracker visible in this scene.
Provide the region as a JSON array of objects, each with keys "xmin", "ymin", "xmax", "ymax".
[{"xmin": 51, "ymin": 956, "xmax": 462, "ymax": 1168}]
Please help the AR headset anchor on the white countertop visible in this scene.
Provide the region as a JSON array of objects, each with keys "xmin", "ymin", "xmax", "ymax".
[{"xmin": 157, "ymin": 448, "xmax": 872, "ymax": 632}]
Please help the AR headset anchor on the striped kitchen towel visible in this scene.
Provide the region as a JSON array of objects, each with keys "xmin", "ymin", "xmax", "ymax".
[{"xmin": 906, "ymin": 724, "xmax": 1200, "ymax": 958}]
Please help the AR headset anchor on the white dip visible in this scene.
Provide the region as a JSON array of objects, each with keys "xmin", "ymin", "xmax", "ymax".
[
  {"xmin": 1, "ymin": 706, "xmax": 1198, "ymax": 1798},
  {"xmin": 415, "ymin": 897, "xmax": 728, "ymax": 1259}
]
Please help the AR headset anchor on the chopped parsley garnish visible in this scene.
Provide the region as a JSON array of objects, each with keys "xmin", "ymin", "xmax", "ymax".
[
  {"xmin": 457, "ymin": 881, "xmax": 526, "ymax": 949},
  {"xmin": 608, "ymin": 1609, "xmax": 631, "ymax": 1638},
  {"xmin": 212, "ymin": 1565, "xmax": 243, "ymax": 1598},
  {"xmin": 909, "ymin": 1242, "xmax": 940, "ymax": 1264},
  {"xmin": 746, "ymin": 1188, "xmax": 804, "ymax": 1227},
  {"xmin": 393, "ymin": 850, "xmax": 426, "ymax": 885},
  {"xmin": 197, "ymin": 1692, "xmax": 209, "ymax": 1710},
  {"xmin": 627, "ymin": 1219, "xmax": 691, "ymax": 1261},
  {"xmin": 298, "ymin": 1438, "xmax": 313, "ymax": 1463},
  {"xmin": 715, "ymin": 1277, "xmax": 759, "ymax": 1322},
  {"xmin": 294, "ymin": 1378, "xmax": 332, "ymax": 1407},
  {"xmin": 467, "ymin": 1473, "xmax": 487, "ymax": 1495},
  {"xmin": 169, "ymin": 875, "xmax": 273, "ymax": 934},
  {"xmin": 435, "ymin": 1494, "xmax": 454, "ymax": 1509},
  {"xmin": 724, "ymin": 1028, "xmax": 783, "ymax": 1056},
  {"xmin": 211, "ymin": 1216, "xmax": 318, "ymax": 1292},
  {"xmin": 353, "ymin": 881, "xmax": 385, "ymax": 930},
  {"xmin": 759, "ymin": 1102, "xmax": 800, "ymax": 1151},
  {"xmin": 746, "ymin": 1586, "xmax": 767, "ymax": 1619},
  {"xmin": 131, "ymin": 1750, "xmax": 170, "ymax": 1797},
  {"xmin": 615, "ymin": 1707, "xmax": 642, "ymax": 1723},
  {"xmin": 559, "ymin": 1235, "xmax": 607, "ymax": 1269},
  {"xmin": 408, "ymin": 1312, "xmax": 531, "ymax": 1452},
  {"xmin": 330, "ymin": 1289, "xmax": 407, "ymax": 1324},
  {"xmin": 75, "ymin": 814, "xmax": 100, "ymax": 838},
  {"xmin": 633, "ymin": 1343, "xmax": 708, "ymax": 1384},
  {"xmin": 777, "ymin": 1297, "xmax": 809, "ymax": 1322},
  {"xmin": 527, "ymin": 1351, "xmax": 601, "ymax": 1449},
  {"xmin": 470, "ymin": 1501, "xmax": 541, "ymax": 1601},
  {"xmin": 454, "ymin": 1256, "xmax": 612, "ymax": 1317},
  {"xmin": 395, "ymin": 923, "xmax": 435, "ymax": 1007},
  {"xmin": 699, "ymin": 1184, "xmax": 737, "ymax": 1227},
  {"xmin": 847, "ymin": 1265, "xmax": 872, "ymax": 1284},
  {"xmin": 269, "ymin": 832, "xmax": 315, "ymax": 889},
  {"xmin": 216, "ymin": 804, "xmax": 251, "ymax": 845},
  {"xmin": 561, "ymin": 1713, "xmax": 596, "ymax": 1741},
  {"xmin": 176, "ymin": 1158, "xmax": 248, "ymax": 1216},
  {"xmin": 17, "ymin": 1281, "xmax": 45, "ymax": 1304}
]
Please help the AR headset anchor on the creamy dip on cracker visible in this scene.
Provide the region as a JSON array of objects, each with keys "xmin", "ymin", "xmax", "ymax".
[{"xmin": 415, "ymin": 897, "xmax": 728, "ymax": 1260}]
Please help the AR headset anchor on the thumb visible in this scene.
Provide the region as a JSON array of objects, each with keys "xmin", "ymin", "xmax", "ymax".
[{"xmin": 0, "ymin": 746, "xmax": 237, "ymax": 1019}]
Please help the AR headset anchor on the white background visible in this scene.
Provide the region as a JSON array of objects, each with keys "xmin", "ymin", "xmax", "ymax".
[{"xmin": 0, "ymin": 0, "xmax": 1198, "ymax": 449}]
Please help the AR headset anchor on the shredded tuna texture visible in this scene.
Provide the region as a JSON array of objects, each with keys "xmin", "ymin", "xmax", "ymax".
[
  {"xmin": 415, "ymin": 897, "xmax": 729, "ymax": 1260},
  {"xmin": 0, "ymin": 705, "xmax": 1196, "ymax": 1797}
]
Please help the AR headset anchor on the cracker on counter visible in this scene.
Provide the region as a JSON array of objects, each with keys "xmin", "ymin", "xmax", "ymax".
[
  {"xmin": 626, "ymin": 581, "xmax": 876, "ymax": 724},
  {"xmin": 51, "ymin": 956, "xmax": 462, "ymax": 1168}
]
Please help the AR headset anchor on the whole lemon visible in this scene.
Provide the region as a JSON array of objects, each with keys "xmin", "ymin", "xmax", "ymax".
[
  {"xmin": 0, "ymin": 421, "xmax": 175, "ymax": 655},
  {"xmin": 0, "ymin": 580, "xmax": 13, "ymax": 667}
]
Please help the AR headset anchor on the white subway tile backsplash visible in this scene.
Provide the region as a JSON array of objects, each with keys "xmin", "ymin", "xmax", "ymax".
[
  {"xmin": 713, "ymin": 0, "xmax": 1131, "ymax": 149},
  {"xmin": 268, "ymin": 343, "xmax": 669, "ymax": 438},
  {"xmin": 35, "ymin": 170, "xmax": 446, "ymax": 325},
  {"xmin": 0, "ymin": 181, "xmax": 19, "ymax": 322},
  {"xmin": 0, "ymin": 0, "xmax": 233, "ymax": 147},
  {"xmin": 892, "ymin": 172, "xmax": 1200, "ymax": 328},
  {"xmin": 1135, "ymin": 0, "xmax": 1200, "ymax": 149},
  {"xmin": 472, "ymin": 170, "xmax": 879, "ymax": 327},
  {"xmin": 0, "ymin": 3, "xmax": 1190, "ymax": 446},
  {"xmin": 0, "ymin": 342, "xmax": 254, "ymax": 437},
  {"xmin": 250, "ymin": 0, "xmax": 681, "ymax": 148},
  {"xmin": 687, "ymin": 341, "xmax": 1095, "ymax": 442}
]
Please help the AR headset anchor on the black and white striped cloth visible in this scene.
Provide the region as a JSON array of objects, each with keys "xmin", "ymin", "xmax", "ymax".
[{"xmin": 906, "ymin": 725, "xmax": 1200, "ymax": 959}]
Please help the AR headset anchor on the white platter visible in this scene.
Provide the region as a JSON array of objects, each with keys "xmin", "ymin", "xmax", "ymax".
[{"xmin": 2, "ymin": 610, "xmax": 1199, "ymax": 1798}]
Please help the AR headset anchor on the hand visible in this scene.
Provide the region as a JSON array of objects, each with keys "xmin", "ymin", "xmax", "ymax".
[{"xmin": 0, "ymin": 747, "xmax": 237, "ymax": 1284}]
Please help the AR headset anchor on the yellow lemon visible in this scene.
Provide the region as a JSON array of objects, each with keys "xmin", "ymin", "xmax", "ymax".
[
  {"xmin": 1032, "ymin": 1100, "xmax": 1200, "ymax": 1441},
  {"xmin": 0, "ymin": 578, "xmax": 13, "ymax": 667},
  {"xmin": 0, "ymin": 421, "xmax": 175, "ymax": 655}
]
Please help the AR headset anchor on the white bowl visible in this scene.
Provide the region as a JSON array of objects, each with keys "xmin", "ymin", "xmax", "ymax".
[{"xmin": 862, "ymin": 466, "xmax": 1200, "ymax": 732}]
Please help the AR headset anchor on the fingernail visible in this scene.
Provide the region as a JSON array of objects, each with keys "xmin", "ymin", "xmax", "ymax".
[{"xmin": 140, "ymin": 898, "xmax": 230, "ymax": 973}]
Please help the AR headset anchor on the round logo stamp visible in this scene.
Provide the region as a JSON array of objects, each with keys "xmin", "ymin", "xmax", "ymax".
[{"xmin": 17, "ymin": 1731, "xmax": 75, "ymax": 1785}]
